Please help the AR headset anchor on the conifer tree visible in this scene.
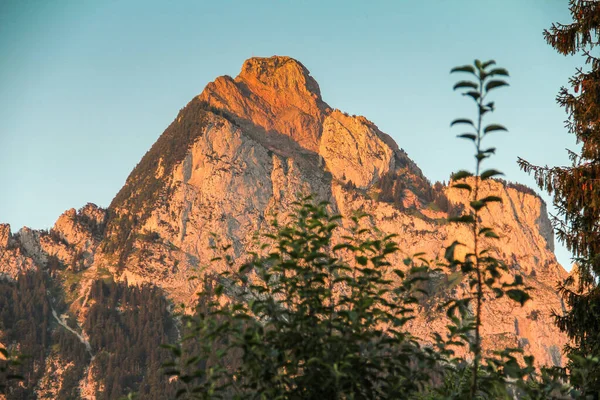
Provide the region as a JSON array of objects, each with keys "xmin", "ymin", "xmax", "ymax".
[{"xmin": 519, "ymin": 0, "xmax": 600, "ymax": 393}]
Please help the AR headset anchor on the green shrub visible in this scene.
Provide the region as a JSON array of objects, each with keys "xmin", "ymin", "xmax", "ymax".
[{"xmin": 164, "ymin": 199, "xmax": 443, "ymax": 399}]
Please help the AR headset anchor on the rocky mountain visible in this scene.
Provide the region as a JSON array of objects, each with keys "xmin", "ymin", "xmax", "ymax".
[{"xmin": 0, "ymin": 56, "xmax": 568, "ymax": 399}]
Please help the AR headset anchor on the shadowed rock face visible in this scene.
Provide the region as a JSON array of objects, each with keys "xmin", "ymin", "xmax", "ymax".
[{"xmin": 0, "ymin": 56, "xmax": 571, "ymax": 396}]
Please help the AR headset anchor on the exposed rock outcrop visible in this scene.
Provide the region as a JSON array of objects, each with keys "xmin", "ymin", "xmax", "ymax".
[
  {"xmin": 199, "ymin": 56, "xmax": 330, "ymax": 152},
  {"xmin": 320, "ymin": 110, "xmax": 396, "ymax": 188},
  {"xmin": 0, "ymin": 224, "xmax": 10, "ymax": 248},
  {"xmin": 0, "ymin": 56, "xmax": 571, "ymax": 398}
]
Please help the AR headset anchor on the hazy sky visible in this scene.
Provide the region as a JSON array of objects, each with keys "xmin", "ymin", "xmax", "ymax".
[{"xmin": 0, "ymin": 0, "xmax": 583, "ymax": 268}]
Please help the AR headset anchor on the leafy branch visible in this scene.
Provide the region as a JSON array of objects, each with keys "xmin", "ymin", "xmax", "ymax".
[{"xmin": 446, "ymin": 59, "xmax": 531, "ymax": 398}]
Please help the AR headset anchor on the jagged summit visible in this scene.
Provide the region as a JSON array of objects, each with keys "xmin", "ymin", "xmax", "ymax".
[
  {"xmin": 106, "ymin": 56, "xmax": 426, "ymax": 256},
  {"xmin": 199, "ymin": 55, "xmax": 330, "ymax": 152},
  {"xmin": 238, "ymin": 56, "xmax": 324, "ymax": 101}
]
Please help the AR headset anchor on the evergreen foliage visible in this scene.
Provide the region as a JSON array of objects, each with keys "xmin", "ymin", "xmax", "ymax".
[
  {"xmin": 518, "ymin": 1, "xmax": 600, "ymax": 394},
  {"xmin": 84, "ymin": 279, "xmax": 178, "ymax": 400},
  {"xmin": 0, "ymin": 265, "xmax": 178, "ymax": 399},
  {"xmin": 494, "ymin": 178, "xmax": 540, "ymax": 199},
  {"xmin": 376, "ymin": 170, "xmax": 461, "ymax": 216},
  {"xmin": 0, "ymin": 269, "xmax": 52, "ymax": 399}
]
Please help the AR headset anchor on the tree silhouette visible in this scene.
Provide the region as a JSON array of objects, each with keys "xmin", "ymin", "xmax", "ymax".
[{"xmin": 519, "ymin": 0, "xmax": 600, "ymax": 394}]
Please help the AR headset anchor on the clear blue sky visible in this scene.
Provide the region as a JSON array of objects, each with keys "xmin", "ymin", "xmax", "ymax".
[{"xmin": 0, "ymin": 0, "xmax": 582, "ymax": 268}]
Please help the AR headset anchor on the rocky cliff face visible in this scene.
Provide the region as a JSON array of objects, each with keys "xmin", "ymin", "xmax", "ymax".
[
  {"xmin": 199, "ymin": 56, "xmax": 329, "ymax": 152},
  {"xmin": 0, "ymin": 56, "xmax": 569, "ymax": 398}
]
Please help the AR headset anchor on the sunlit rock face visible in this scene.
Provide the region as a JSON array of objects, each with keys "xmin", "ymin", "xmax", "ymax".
[
  {"xmin": 0, "ymin": 56, "xmax": 570, "ymax": 396},
  {"xmin": 0, "ymin": 224, "xmax": 10, "ymax": 248},
  {"xmin": 101, "ymin": 55, "xmax": 568, "ymax": 366},
  {"xmin": 320, "ymin": 110, "xmax": 396, "ymax": 188},
  {"xmin": 199, "ymin": 56, "xmax": 329, "ymax": 152}
]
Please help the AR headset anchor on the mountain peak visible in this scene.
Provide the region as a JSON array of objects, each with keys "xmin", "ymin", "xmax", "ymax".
[
  {"xmin": 199, "ymin": 55, "xmax": 330, "ymax": 151},
  {"xmin": 237, "ymin": 56, "xmax": 323, "ymax": 99}
]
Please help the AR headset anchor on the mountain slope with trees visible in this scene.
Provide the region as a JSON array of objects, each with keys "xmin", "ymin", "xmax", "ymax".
[{"xmin": 0, "ymin": 55, "xmax": 572, "ymax": 398}]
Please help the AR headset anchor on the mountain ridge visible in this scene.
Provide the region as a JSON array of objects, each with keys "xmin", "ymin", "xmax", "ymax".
[{"xmin": 0, "ymin": 55, "xmax": 569, "ymax": 399}]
